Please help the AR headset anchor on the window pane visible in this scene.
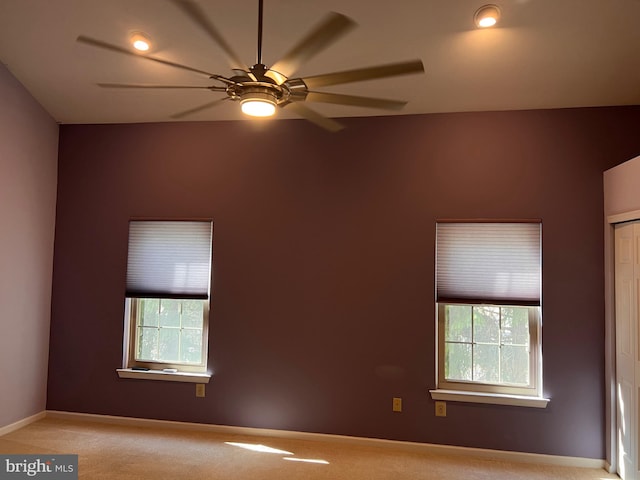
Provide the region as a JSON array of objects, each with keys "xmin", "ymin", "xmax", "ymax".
[
  {"xmin": 137, "ymin": 326, "xmax": 158, "ymax": 360},
  {"xmin": 501, "ymin": 345, "xmax": 529, "ymax": 385},
  {"xmin": 182, "ymin": 300, "xmax": 204, "ymax": 329},
  {"xmin": 438, "ymin": 302, "xmax": 538, "ymax": 395},
  {"xmin": 133, "ymin": 298, "xmax": 207, "ymax": 367},
  {"xmin": 140, "ymin": 299, "xmax": 159, "ymax": 326},
  {"xmin": 473, "ymin": 306, "xmax": 499, "ymax": 343},
  {"xmin": 158, "ymin": 328, "xmax": 180, "ymax": 362},
  {"xmin": 159, "ymin": 299, "xmax": 181, "ymax": 327},
  {"xmin": 474, "ymin": 344, "xmax": 500, "ymax": 383},
  {"xmin": 445, "ymin": 305, "xmax": 472, "ymax": 342},
  {"xmin": 445, "ymin": 343, "xmax": 472, "ymax": 381},
  {"xmin": 501, "ymin": 307, "xmax": 529, "ymax": 345},
  {"xmin": 181, "ymin": 329, "xmax": 203, "ymax": 363}
]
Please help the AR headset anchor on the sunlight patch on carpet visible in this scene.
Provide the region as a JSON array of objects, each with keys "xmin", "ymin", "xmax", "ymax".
[
  {"xmin": 283, "ymin": 457, "xmax": 329, "ymax": 465},
  {"xmin": 224, "ymin": 442, "xmax": 293, "ymax": 455}
]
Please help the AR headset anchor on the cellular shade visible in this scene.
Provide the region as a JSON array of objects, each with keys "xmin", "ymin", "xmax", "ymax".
[
  {"xmin": 126, "ymin": 220, "xmax": 212, "ymax": 299},
  {"xmin": 436, "ymin": 222, "xmax": 541, "ymax": 305}
]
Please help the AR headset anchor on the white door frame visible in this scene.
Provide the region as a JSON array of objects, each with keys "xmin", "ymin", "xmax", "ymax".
[{"xmin": 606, "ymin": 209, "xmax": 640, "ymax": 475}]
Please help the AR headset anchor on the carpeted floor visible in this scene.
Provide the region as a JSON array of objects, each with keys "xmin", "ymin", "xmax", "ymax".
[{"xmin": 0, "ymin": 417, "xmax": 620, "ymax": 479}]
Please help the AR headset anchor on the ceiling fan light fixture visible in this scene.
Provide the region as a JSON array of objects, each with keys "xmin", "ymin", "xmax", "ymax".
[
  {"xmin": 474, "ymin": 4, "xmax": 501, "ymax": 28},
  {"xmin": 130, "ymin": 32, "xmax": 152, "ymax": 52},
  {"xmin": 240, "ymin": 91, "xmax": 277, "ymax": 117},
  {"xmin": 78, "ymin": 0, "xmax": 425, "ymax": 130}
]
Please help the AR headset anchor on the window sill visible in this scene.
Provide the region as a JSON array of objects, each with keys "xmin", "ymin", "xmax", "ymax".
[
  {"xmin": 116, "ymin": 369, "xmax": 211, "ymax": 384},
  {"xmin": 429, "ymin": 389, "xmax": 549, "ymax": 408}
]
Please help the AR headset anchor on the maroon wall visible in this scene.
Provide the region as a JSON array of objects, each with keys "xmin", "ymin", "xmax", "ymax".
[{"xmin": 49, "ymin": 106, "xmax": 640, "ymax": 459}]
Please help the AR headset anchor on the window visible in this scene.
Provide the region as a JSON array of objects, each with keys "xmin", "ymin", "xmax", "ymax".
[
  {"xmin": 438, "ymin": 303, "xmax": 540, "ymax": 396},
  {"xmin": 122, "ymin": 220, "xmax": 212, "ymax": 375},
  {"xmin": 128, "ymin": 298, "xmax": 208, "ymax": 371},
  {"xmin": 433, "ymin": 221, "xmax": 545, "ymax": 405}
]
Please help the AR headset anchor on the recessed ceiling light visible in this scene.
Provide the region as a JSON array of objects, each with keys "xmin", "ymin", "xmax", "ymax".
[
  {"xmin": 130, "ymin": 32, "xmax": 151, "ymax": 52},
  {"xmin": 474, "ymin": 4, "xmax": 501, "ymax": 28}
]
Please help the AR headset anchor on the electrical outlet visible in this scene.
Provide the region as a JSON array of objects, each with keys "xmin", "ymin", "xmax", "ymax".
[
  {"xmin": 196, "ymin": 384, "xmax": 205, "ymax": 398},
  {"xmin": 392, "ymin": 397, "xmax": 402, "ymax": 412},
  {"xmin": 435, "ymin": 401, "xmax": 446, "ymax": 417}
]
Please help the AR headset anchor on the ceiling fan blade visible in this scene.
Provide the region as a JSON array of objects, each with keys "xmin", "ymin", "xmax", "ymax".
[
  {"xmin": 170, "ymin": 98, "xmax": 228, "ymax": 119},
  {"xmin": 284, "ymin": 102, "xmax": 344, "ymax": 132},
  {"xmin": 267, "ymin": 12, "xmax": 356, "ymax": 84},
  {"xmin": 170, "ymin": 0, "xmax": 248, "ymax": 71},
  {"xmin": 305, "ymin": 91, "xmax": 407, "ymax": 110},
  {"xmin": 77, "ymin": 35, "xmax": 215, "ymax": 77},
  {"xmin": 301, "ymin": 59, "xmax": 424, "ymax": 89},
  {"xmin": 97, "ymin": 83, "xmax": 226, "ymax": 91}
]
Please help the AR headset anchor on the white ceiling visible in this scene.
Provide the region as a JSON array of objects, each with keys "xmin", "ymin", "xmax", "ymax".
[{"xmin": 1, "ymin": 0, "xmax": 639, "ymax": 125}]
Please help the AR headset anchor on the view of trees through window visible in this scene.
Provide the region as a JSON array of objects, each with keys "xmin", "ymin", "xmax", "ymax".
[
  {"xmin": 444, "ymin": 305, "xmax": 530, "ymax": 386},
  {"xmin": 136, "ymin": 298, "xmax": 204, "ymax": 364}
]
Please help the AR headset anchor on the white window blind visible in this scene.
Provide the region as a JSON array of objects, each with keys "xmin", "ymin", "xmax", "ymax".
[
  {"xmin": 436, "ymin": 222, "xmax": 541, "ymax": 306},
  {"xmin": 126, "ymin": 220, "xmax": 212, "ymax": 299}
]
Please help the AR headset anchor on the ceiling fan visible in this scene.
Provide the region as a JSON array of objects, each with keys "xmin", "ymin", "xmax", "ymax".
[{"xmin": 77, "ymin": 0, "xmax": 425, "ymax": 131}]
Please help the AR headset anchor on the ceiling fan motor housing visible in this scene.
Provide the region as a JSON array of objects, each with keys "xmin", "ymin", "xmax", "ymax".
[
  {"xmin": 228, "ymin": 78, "xmax": 309, "ymax": 107},
  {"xmin": 238, "ymin": 85, "xmax": 279, "ymax": 105}
]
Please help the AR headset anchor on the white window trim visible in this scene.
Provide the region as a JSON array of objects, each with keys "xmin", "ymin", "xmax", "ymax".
[
  {"xmin": 429, "ymin": 389, "xmax": 549, "ymax": 408},
  {"xmin": 116, "ymin": 368, "xmax": 210, "ymax": 384}
]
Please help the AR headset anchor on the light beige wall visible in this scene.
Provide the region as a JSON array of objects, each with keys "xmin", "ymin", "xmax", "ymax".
[
  {"xmin": 603, "ymin": 154, "xmax": 640, "ymax": 472},
  {"xmin": 0, "ymin": 64, "xmax": 58, "ymax": 428},
  {"xmin": 604, "ymin": 155, "xmax": 640, "ymax": 217}
]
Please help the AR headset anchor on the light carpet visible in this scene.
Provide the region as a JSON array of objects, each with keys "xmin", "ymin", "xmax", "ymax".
[{"xmin": 0, "ymin": 417, "xmax": 619, "ymax": 479}]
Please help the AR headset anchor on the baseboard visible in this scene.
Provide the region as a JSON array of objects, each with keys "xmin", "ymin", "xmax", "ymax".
[
  {"xmin": 46, "ymin": 410, "xmax": 606, "ymax": 470},
  {"xmin": 0, "ymin": 411, "xmax": 46, "ymax": 437},
  {"xmin": 605, "ymin": 460, "xmax": 615, "ymax": 474}
]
